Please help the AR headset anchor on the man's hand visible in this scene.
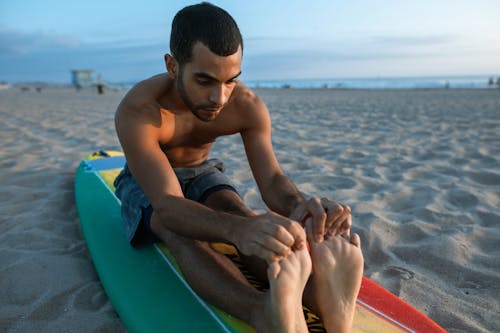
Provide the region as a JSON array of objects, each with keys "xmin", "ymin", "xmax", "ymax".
[
  {"xmin": 289, "ymin": 197, "xmax": 352, "ymax": 243},
  {"xmin": 234, "ymin": 212, "xmax": 306, "ymax": 263}
]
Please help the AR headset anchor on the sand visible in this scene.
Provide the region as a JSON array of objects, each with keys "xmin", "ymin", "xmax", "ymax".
[{"xmin": 1, "ymin": 86, "xmax": 499, "ymax": 332}]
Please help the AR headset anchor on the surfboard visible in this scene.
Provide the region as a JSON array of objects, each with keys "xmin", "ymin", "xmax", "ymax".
[{"xmin": 75, "ymin": 150, "xmax": 447, "ymax": 333}]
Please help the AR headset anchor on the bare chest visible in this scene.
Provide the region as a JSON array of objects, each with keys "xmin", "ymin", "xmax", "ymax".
[{"xmin": 160, "ymin": 115, "xmax": 239, "ymax": 167}]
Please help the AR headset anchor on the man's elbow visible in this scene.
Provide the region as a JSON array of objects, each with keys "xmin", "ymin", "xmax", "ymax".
[{"xmin": 151, "ymin": 193, "xmax": 183, "ymax": 223}]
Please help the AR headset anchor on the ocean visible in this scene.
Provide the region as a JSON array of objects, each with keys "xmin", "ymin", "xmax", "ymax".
[
  {"xmin": 13, "ymin": 75, "xmax": 496, "ymax": 92},
  {"xmin": 243, "ymin": 75, "xmax": 499, "ymax": 90}
]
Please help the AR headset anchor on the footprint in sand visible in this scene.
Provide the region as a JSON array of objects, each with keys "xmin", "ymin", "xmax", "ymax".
[{"xmin": 380, "ymin": 266, "xmax": 415, "ymax": 295}]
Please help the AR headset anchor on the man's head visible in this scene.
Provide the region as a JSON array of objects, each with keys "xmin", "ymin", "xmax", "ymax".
[
  {"xmin": 166, "ymin": 3, "xmax": 243, "ymax": 122},
  {"xmin": 170, "ymin": 2, "xmax": 243, "ymax": 66}
]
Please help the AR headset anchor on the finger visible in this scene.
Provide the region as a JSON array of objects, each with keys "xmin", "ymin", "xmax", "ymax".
[
  {"xmin": 263, "ymin": 213, "xmax": 306, "ymax": 251},
  {"xmin": 244, "ymin": 239, "xmax": 283, "ymax": 263},
  {"xmin": 287, "ymin": 221, "xmax": 307, "ymax": 250},
  {"xmin": 322, "ymin": 199, "xmax": 344, "ymax": 230},
  {"xmin": 264, "ymin": 222, "xmax": 296, "ymax": 248},
  {"xmin": 259, "ymin": 232, "xmax": 292, "ymax": 257},
  {"xmin": 307, "ymin": 198, "xmax": 326, "ymax": 242},
  {"xmin": 337, "ymin": 214, "xmax": 352, "ymax": 237},
  {"xmin": 330, "ymin": 204, "xmax": 351, "ymax": 236},
  {"xmin": 329, "ymin": 212, "xmax": 352, "ymax": 238},
  {"xmin": 305, "ymin": 217, "xmax": 315, "ymax": 244},
  {"xmin": 321, "ymin": 197, "xmax": 340, "ymax": 230},
  {"xmin": 263, "ymin": 218, "xmax": 307, "ymax": 253},
  {"xmin": 272, "ymin": 215, "xmax": 307, "ymax": 250},
  {"xmin": 259, "ymin": 246, "xmax": 285, "ymax": 263}
]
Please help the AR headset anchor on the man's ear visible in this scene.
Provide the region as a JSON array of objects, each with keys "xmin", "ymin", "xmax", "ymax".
[{"xmin": 164, "ymin": 54, "xmax": 178, "ymax": 79}]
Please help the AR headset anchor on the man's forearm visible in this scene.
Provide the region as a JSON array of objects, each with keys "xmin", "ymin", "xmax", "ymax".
[
  {"xmin": 262, "ymin": 173, "xmax": 305, "ymax": 217},
  {"xmin": 153, "ymin": 193, "xmax": 307, "ymax": 262},
  {"xmin": 153, "ymin": 194, "xmax": 246, "ymax": 244}
]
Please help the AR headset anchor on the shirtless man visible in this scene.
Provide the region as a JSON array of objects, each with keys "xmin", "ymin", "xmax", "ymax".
[{"xmin": 114, "ymin": 3, "xmax": 363, "ymax": 332}]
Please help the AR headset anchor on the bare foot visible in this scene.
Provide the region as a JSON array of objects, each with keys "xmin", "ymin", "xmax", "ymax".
[
  {"xmin": 253, "ymin": 247, "xmax": 311, "ymax": 333},
  {"xmin": 310, "ymin": 234, "xmax": 364, "ymax": 333}
]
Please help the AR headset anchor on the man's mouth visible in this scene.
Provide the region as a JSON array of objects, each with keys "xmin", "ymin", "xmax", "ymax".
[{"xmin": 201, "ymin": 106, "xmax": 222, "ymax": 114}]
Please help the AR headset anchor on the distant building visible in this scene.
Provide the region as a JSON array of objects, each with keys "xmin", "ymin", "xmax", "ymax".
[{"xmin": 71, "ymin": 69, "xmax": 95, "ymax": 88}]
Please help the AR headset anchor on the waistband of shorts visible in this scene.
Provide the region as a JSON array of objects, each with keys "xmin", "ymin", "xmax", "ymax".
[{"xmin": 122, "ymin": 158, "xmax": 226, "ymax": 181}]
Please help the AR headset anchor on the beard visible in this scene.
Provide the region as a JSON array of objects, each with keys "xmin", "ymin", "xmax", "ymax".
[{"xmin": 176, "ymin": 70, "xmax": 222, "ymax": 122}]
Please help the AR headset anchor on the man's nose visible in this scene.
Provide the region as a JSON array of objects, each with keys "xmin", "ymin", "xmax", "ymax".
[{"xmin": 209, "ymin": 84, "xmax": 229, "ymax": 106}]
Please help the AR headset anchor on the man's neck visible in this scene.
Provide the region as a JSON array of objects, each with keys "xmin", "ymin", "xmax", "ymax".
[{"xmin": 157, "ymin": 79, "xmax": 190, "ymax": 114}]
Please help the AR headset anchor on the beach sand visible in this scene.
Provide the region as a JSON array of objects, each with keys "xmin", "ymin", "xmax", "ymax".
[{"xmin": 1, "ymin": 86, "xmax": 499, "ymax": 332}]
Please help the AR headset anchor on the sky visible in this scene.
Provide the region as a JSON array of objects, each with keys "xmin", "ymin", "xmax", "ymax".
[{"xmin": 1, "ymin": 0, "xmax": 499, "ymax": 83}]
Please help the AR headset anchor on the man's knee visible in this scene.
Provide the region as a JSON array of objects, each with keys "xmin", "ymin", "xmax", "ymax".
[
  {"xmin": 203, "ymin": 189, "xmax": 252, "ymax": 216},
  {"xmin": 151, "ymin": 212, "xmax": 189, "ymax": 249}
]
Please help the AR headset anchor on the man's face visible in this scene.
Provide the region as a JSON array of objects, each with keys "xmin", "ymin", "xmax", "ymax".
[{"xmin": 176, "ymin": 42, "xmax": 242, "ymax": 122}]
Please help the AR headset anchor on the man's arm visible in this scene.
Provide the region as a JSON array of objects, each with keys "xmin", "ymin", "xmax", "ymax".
[
  {"xmin": 240, "ymin": 91, "xmax": 352, "ymax": 243},
  {"xmin": 239, "ymin": 92, "xmax": 304, "ymax": 214}
]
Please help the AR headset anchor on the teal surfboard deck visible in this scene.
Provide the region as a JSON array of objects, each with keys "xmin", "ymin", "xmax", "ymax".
[
  {"xmin": 75, "ymin": 150, "xmax": 447, "ymax": 333},
  {"xmin": 75, "ymin": 151, "xmax": 253, "ymax": 333}
]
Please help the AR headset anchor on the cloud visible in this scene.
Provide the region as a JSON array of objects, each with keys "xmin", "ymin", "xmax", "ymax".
[
  {"xmin": 241, "ymin": 45, "xmax": 458, "ymax": 80},
  {"xmin": 371, "ymin": 34, "xmax": 456, "ymax": 46},
  {"xmin": 246, "ymin": 32, "xmax": 458, "ymax": 58},
  {"xmin": 0, "ymin": 28, "xmax": 80, "ymax": 54},
  {"xmin": 0, "ymin": 32, "xmax": 167, "ymax": 83}
]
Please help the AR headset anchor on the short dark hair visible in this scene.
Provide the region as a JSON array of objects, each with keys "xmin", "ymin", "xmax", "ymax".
[{"xmin": 170, "ymin": 2, "xmax": 243, "ymax": 65}]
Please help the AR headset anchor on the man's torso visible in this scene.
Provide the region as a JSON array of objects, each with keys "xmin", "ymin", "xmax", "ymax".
[{"xmin": 117, "ymin": 74, "xmax": 258, "ymax": 168}]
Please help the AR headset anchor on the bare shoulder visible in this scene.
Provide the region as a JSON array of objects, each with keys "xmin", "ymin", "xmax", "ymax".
[
  {"xmin": 230, "ymin": 83, "xmax": 270, "ymax": 130},
  {"xmin": 231, "ymin": 83, "xmax": 265, "ymax": 109},
  {"xmin": 115, "ymin": 74, "xmax": 174, "ymax": 145},
  {"xmin": 117, "ymin": 74, "xmax": 170, "ymax": 114}
]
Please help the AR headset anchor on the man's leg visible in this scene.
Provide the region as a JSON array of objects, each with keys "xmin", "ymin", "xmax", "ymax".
[
  {"xmin": 202, "ymin": 188, "xmax": 254, "ymax": 216},
  {"xmin": 203, "ymin": 189, "xmax": 269, "ymax": 282},
  {"xmin": 205, "ymin": 191, "xmax": 364, "ymax": 333},
  {"xmin": 150, "ymin": 223, "xmax": 260, "ymax": 321},
  {"xmin": 150, "ymin": 189, "xmax": 311, "ymax": 333}
]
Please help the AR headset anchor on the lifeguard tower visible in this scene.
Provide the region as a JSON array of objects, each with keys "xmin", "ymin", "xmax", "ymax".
[{"xmin": 71, "ymin": 69, "xmax": 95, "ymax": 88}]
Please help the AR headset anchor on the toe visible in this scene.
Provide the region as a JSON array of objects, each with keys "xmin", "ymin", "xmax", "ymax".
[{"xmin": 349, "ymin": 233, "xmax": 361, "ymax": 247}]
